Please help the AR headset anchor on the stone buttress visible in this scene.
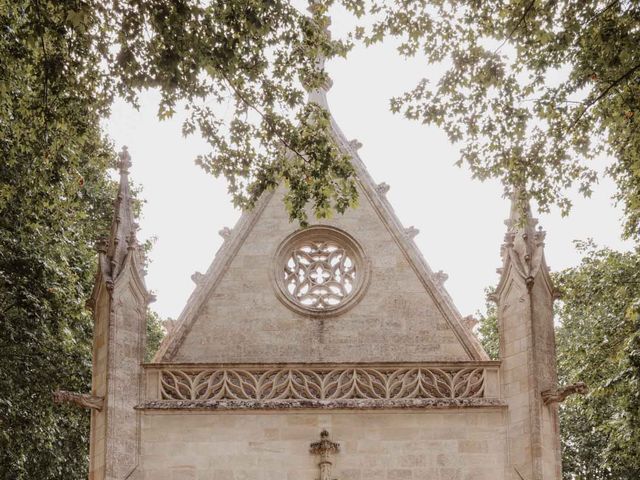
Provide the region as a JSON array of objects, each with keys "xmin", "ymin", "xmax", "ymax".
[
  {"xmin": 492, "ymin": 193, "xmax": 562, "ymax": 480},
  {"xmin": 87, "ymin": 148, "xmax": 152, "ymax": 480}
]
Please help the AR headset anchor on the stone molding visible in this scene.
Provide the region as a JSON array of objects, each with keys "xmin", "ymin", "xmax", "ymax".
[
  {"xmin": 138, "ymin": 397, "xmax": 506, "ymax": 411},
  {"xmin": 144, "ymin": 362, "xmax": 501, "ymax": 407}
]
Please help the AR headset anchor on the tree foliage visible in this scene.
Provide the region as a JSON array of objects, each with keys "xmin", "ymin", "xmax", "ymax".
[
  {"xmin": 145, "ymin": 311, "xmax": 166, "ymax": 363},
  {"xmin": 1, "ymin": 1, "xmax": 115, "ymax": 477},
  {"xmin": 555, "ymin": 243, "xmax": 640, "ymax": 479},
  {"xmin": 351, "ymin": 0, "xmax": 640, "ymax": 239},
  {"xmin": 477, "ymin": 294, "xmax": 499, "ymax": 360},
  {"xmin": 1, "ymin": 2, "xmax": 163, "ymax": 476},
  {"xmin": 4, "ymin": 0, "xmax": 359, "ymax": 226}
]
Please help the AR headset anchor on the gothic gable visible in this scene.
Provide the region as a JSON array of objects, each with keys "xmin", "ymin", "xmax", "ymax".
[{"xmin": 154, "ymin": 124, "xmax": 487, "ymax": 363}]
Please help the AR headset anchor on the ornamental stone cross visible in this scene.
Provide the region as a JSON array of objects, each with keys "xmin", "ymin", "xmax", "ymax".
[{"xmin": 310, "ymin": 430, "xmax": 340, "ymax": 480}]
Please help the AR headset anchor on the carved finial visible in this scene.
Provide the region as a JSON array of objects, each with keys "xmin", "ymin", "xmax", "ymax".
[
  {"xmin": 218, "ymin": 227, "xmax": 232, "ymax": 240},
  {"xmin": 404, "ymin": 226, "xmax": 419, "ymax": 239},
  {"xmin": 349, "ymin": 139, "xmax": 363, "ymax": 151},
  {"xmin": 310, "ymin": 430, "xmax": 340, "ymax": 480},
  {"xmin": 191, "ymin": 271, "xmax": 205, "ymax": 284},
  {"xmin": 497, "ymin": 188, "xmax": 549, "ymax": 292},
  {"xmin": 541, "ymin": 382, "xmax": 588, "ymax": 406},
  {"xmin": 376, "ymin": 182, "xmax": 390, "ymax": 195},
  {"xmin": 117, "ymin": 146, "xmax": 131, "ymax": 175},
  {"xmin": 304, "ymin": 1, "xmax": 332, "ymax": 108},
  {"xmin": 434, "ymin": 270, "xmax": 448, "ymax": 286}
]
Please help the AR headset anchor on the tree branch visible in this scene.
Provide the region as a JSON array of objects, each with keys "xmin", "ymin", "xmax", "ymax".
[
  {"xmin": 570, "ymin": 62, "xmax": 640, "ymax": 130},
  {"xmin": 494, "ymin": 0, "xmax": 536, "ymax": 54},
  {"xmin": 218, "ymin": 71, "xmax": 313, "ymax": 167}
]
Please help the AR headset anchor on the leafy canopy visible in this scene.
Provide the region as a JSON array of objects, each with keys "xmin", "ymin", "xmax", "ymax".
[
  {"xmin": 349, "ymin": 0, "xmax": 640, "ymax": 239},
  {"xmin": 555, "ymin": 242, "xmax": 640, "ymax": 479}
]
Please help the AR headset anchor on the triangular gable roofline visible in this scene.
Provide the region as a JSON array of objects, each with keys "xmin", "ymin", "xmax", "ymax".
[
  {"xmin": 327, "ymin": 117, "xmax": 488, "ymax": 361},
  {"xmin": 154, "ymin": 102, "xmax": 488, "ymax": 362},
  {"xmin": 152, "ymin": 191, "xmax": 274, "ymax": 361}
]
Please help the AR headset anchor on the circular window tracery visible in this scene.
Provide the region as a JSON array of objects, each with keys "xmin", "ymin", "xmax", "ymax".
[{"xmin": 274, "ymin": 226, "xmax": 369, "ymax": 316}]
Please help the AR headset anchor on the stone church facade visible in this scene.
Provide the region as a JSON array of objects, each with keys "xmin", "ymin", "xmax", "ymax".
[{"xmin": 57, "ymin": 31, "xmax": 588, "ymax": 480}]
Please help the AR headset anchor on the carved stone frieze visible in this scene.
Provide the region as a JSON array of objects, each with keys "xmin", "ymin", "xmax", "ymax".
[{"xmin": 157, "ymin": 365, "xmax": 487, "ymax": 402}]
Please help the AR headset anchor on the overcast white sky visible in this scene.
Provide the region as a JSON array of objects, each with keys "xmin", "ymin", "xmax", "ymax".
[{"xmin": 104, "ymin": 8, "xmax": 633, "ymax": 321}]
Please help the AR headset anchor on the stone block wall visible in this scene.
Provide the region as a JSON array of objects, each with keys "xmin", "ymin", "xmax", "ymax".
[{"xmin": 137, "ymin": 409, "xmax": 507, "ymax": 480}]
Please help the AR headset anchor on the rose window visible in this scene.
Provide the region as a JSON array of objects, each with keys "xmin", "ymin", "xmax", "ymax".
[
  {"xmin": 284, "ymin": 241, "xmax": 355, "ymax": 309},
  {"xmin": 274, "ymin": 226, "xmax": 369, "ymax": 315}
]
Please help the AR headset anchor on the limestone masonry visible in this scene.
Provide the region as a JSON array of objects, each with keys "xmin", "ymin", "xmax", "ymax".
[{"xmin": 71, "ymin": 12, "xmax": 582, "ymax": 479}]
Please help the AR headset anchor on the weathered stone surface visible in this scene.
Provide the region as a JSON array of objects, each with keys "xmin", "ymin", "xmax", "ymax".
[
  {"xmin": 137, "ymin": 398, "xmax": 507, "ymax": 411},
  {"xmin": 137, "ymin": 411, "xmax": 508, "ymax": 480}
]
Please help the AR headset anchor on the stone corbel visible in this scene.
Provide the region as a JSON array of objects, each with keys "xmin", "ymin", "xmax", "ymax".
[
  {"xmin": 52, "ymin": 390, "xmax": 104, "ymax": 411},
  {"xmin": 310, "ymin": 430, "xmax": 339, "ymax": 480},
  {"xmin": 541, "ymin": 382, "xmax": 588, "ymax": 406}
]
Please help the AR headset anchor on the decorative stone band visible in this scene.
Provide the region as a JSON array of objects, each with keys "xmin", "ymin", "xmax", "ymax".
[{"xmin": 141, "ymin": 362, "xmax": 502, "ymax": 410}]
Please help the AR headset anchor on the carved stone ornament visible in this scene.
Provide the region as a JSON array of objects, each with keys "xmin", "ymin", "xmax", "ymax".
[
  {"xmin": 434, "ymin": 270, "xmax": 449, "ymax": 286},
  {"xmin": 52, "ymin": 390, "xmax": 104, "ymax": 411},
  {"xmin": 273, "ymin": 226, "xmax": 370, "ymax": 316},
  {"xmin": 191, "ymin": 271, "xmax": 205, "ymax": 284},
  {"xmin": 404, "ymin": 226, "xmax": 419, "ymax": 239},
  {"xmin": 218, "ymin": 227, "xmax": 232, "ymax": 240},
  {"xmin": 462, "ymin": 315, "xmax": 478, "ymax": 330},
  {"xmin": 376, "ymin": 182, "xmax": 390, "ymax": 195},
  {"xmin": 158, "ymin": 365, "xmax": 487, "ymax": 402},
  {"xmin": 541, "ymin": 382, "xmax": 588, "ymax": 406},
  {"xmin": 348, "ymin": 139, "xmax": 363, "ymax": 151},
  {"xmin": 310, "ymin": 430, "xmax": 339, "ymax": 480}
]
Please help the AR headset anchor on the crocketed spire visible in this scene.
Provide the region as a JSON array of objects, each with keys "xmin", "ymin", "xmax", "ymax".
[
  {"xmin": 497, "ymin": 188, "xmax": 548, "ymax": 291},
  {"xmin": 304, "ymin": 0, "xmax": 333, "ymax": 109}
]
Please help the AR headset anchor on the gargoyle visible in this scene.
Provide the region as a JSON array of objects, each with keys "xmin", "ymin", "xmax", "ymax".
[
  {"xmin": 52, "ymin": 390, "xmax": 104, "ymax": 411},
  {"xmin": 541, "ymin": 382, "xmax": 588, "ymax": 406}
]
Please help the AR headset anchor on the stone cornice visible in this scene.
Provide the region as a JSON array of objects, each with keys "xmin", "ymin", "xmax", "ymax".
[{"xmin": 137, "ymin": 397, "xmax": 507, "ymax": 411}]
